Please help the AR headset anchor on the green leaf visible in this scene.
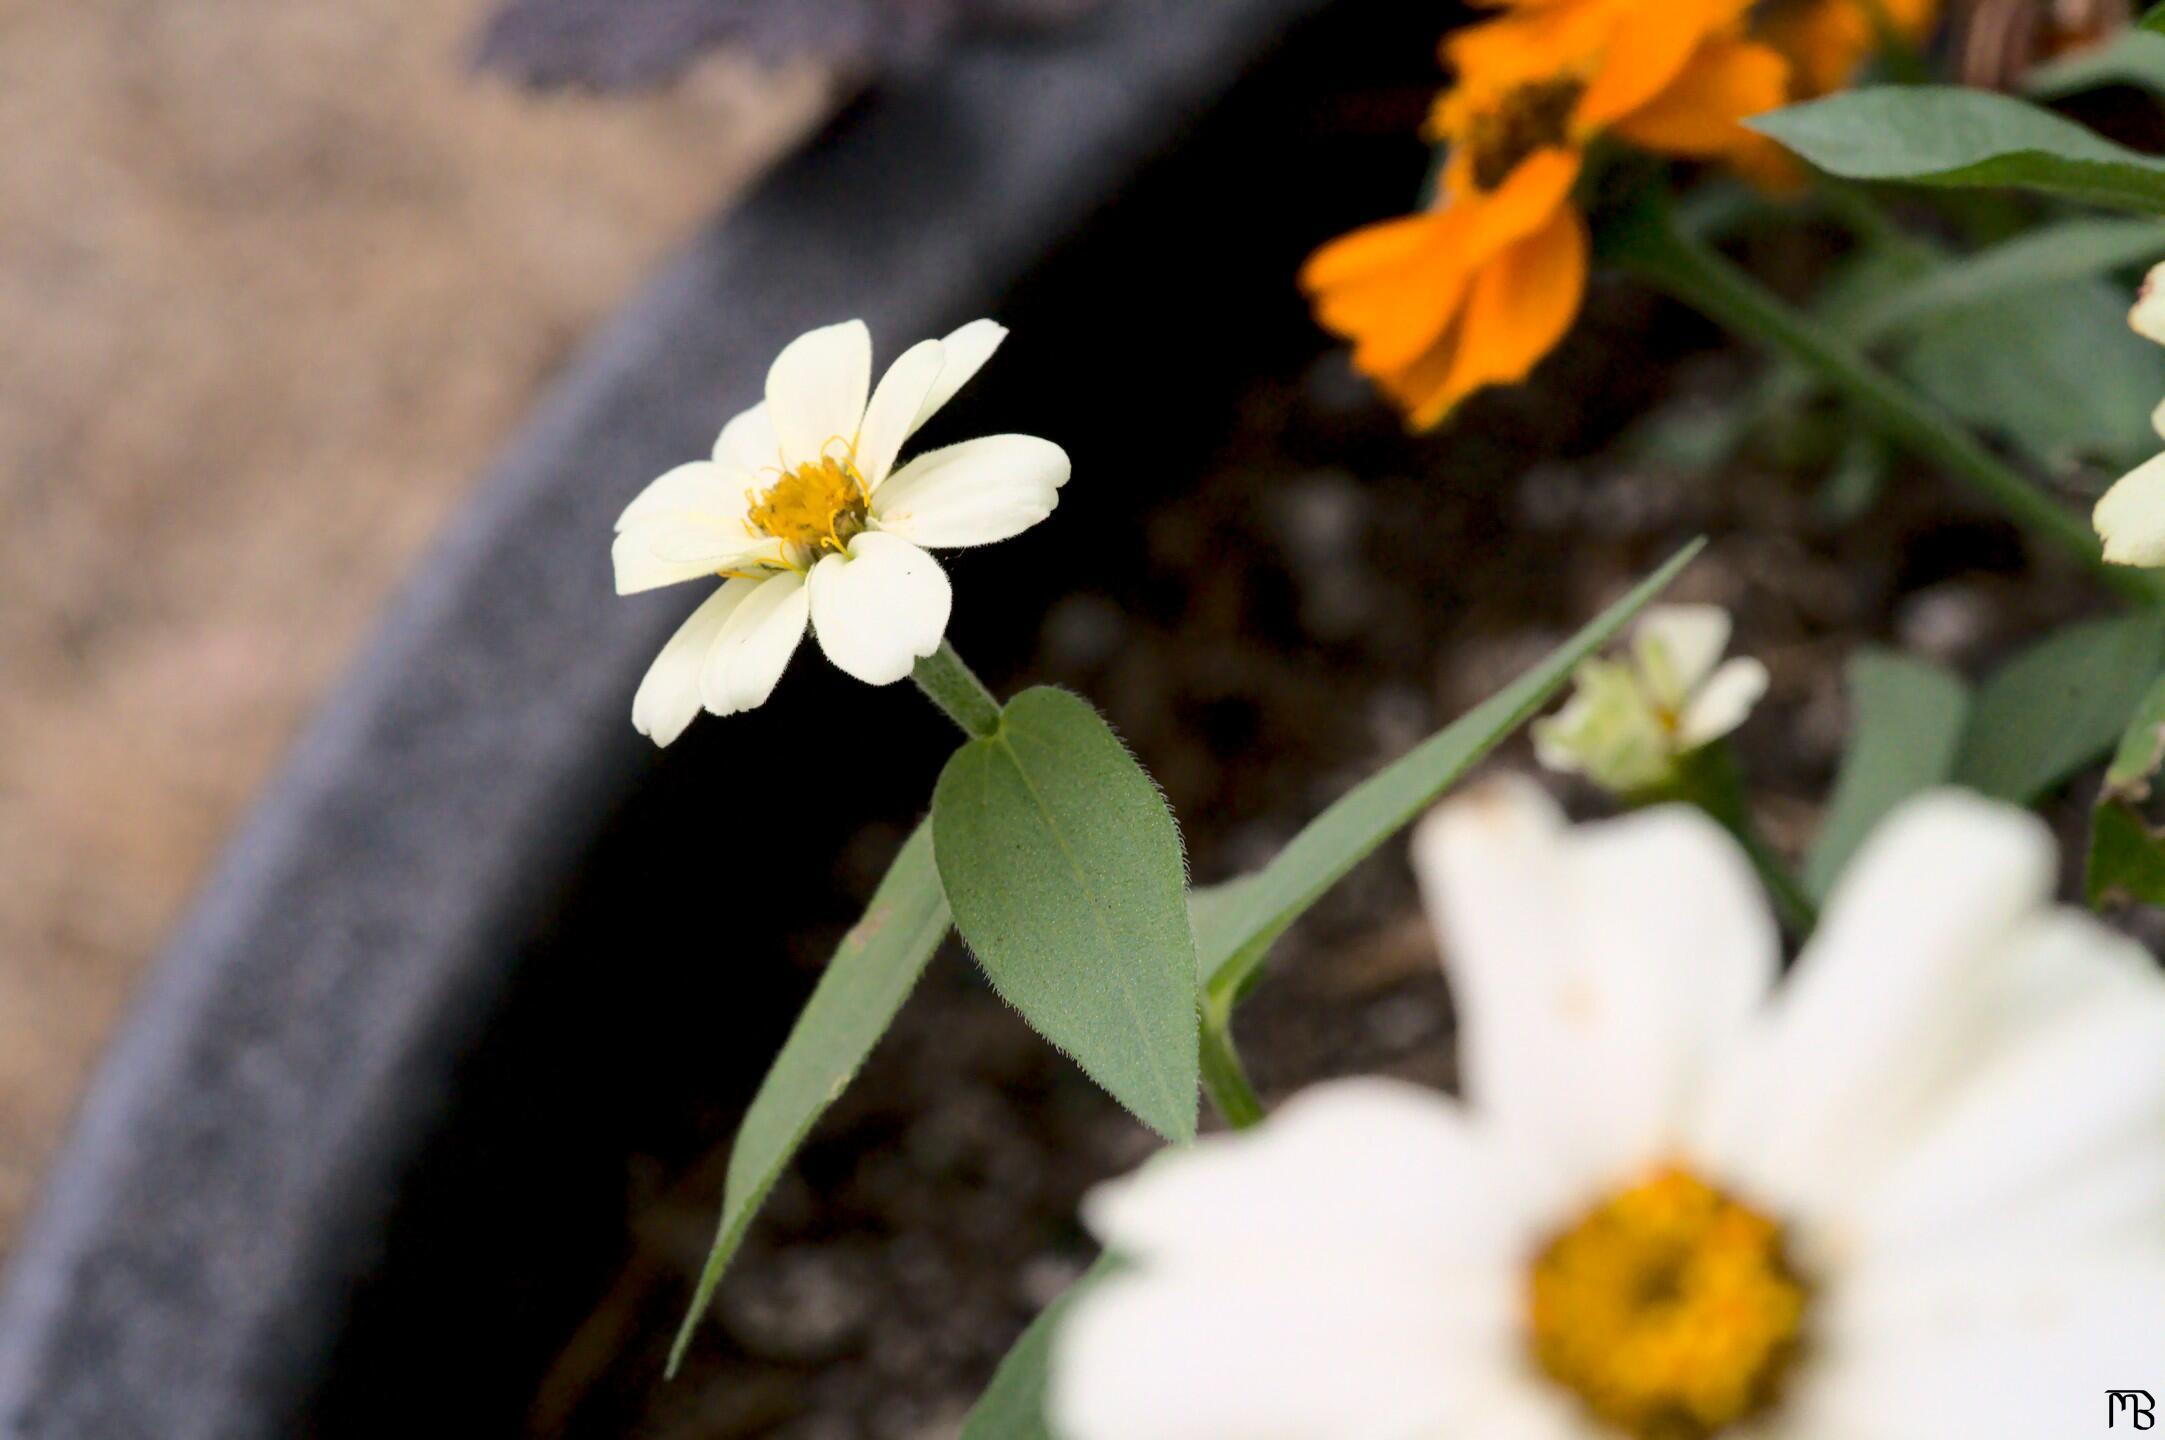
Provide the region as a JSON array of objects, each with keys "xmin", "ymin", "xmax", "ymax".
[
  {"xmin": 958, "ymin": 1255, "xmax": 1116, "ymax": 1440},
  {"xmin": 1804, "ymin": 650, "xmax": 1971, "ymax": 901},
  {"xmin": 1752, "ymin": 87, "xmax": 2165, "ymax": 213},
  {"xmin": 668, "ymin": 821, "xmax": 951, "ymax": 1375},
  {"xmin": 2085, "ymin": 671, "xmax": 2165, "ymax": 907},
  {"xmin": 934, "ymin": 687, "xmax": 1200, "ymax": 1142},
  {"xmin": 1900, "ymin": 278, "xmax": 2165, "ymax": 469},
  {"xmin": 1955, "ymin": 611, "xmax": 2165, "ymax": 802},
  {"xmin": 2144, "ymin": 0, "xmax": 2165, "ymax": 36},
  {"xmin": 1850, "ymin": 217, "xmax": 2165, "ymax": 346},
  {"xmin": 2025, "ymin": 27, "xmax": 2165, "ymax": 98},
  {"xmin": 1193, "ymin": 539, "xmax": 1704, "ymax": 1001}
]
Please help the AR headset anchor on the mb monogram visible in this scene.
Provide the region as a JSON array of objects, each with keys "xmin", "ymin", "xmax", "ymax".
[{"xmin": 2110, "ymin": 1391, "xmax": 2157, "ymax": 1430}]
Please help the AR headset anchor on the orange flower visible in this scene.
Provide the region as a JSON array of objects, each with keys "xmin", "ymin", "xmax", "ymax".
[
  {"xmin": 1759, "ymin": 0, "xmax": 1940, "ymax": 100},
  {"xmin": 1302, "ymin": 0, "xmax": 1789, "ymax": 429}
]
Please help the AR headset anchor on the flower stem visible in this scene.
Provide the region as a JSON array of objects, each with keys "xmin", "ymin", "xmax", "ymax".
[
  {"xmin": 1199, "ymin": 997, "xmax": 1265, "ymax": 1131},
  {"xmin": 1661, "ymin": 745, "xmax": 1818, "ymax": 938},
  {"xmin": 1607, "ymin": 201, "xmax": 2165, "ymax": 606},
  {"xmin": 912, "ymin": 641, "xmax": 1004, "ymax": 739}
]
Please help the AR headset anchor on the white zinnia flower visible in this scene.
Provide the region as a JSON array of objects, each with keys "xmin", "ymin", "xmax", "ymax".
[
  {"xmin": 1533, "ymin": 604, "xmax": 1767, "ymax": 795},
  {"xmin": 2093, "ymin": 261, "xmax": 2165, "ymax": 567},
  {"xmin": 1051, "ymin": 782, "xmax": 2165, "ymax": 1440},
  {"xmin": 613, "ymin": 318, "xmax": 1070, "ymax": 744}
]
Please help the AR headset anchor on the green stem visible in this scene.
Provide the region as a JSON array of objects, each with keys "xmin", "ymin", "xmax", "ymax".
[
  {"xmin": 1199, "ymin": 998, "xmax": 1265, "ymax": 1130},
  {"xmin": 1609, "ymin": 203, "xmax": 2165, "ymax": 605},
  {"xmin": 1658, "ymin": 745, "xmax": 1818, "ymax": 938},
  {"xmin": 912, "ymin": 641, "xmax": 1004, "ymax": 739}
]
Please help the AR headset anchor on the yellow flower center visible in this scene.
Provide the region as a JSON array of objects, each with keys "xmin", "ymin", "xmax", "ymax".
[
  {"xmin": 1463, "ymin": 77, "xmax": 1585, "ymax": 191},
  {"xmin": 1527, "ymin": 1165, "xmax": 1809, "ymax": 1439},
  {"xmin": 746, "ymin": 450, "xmax": 869, "ymax": 558}
]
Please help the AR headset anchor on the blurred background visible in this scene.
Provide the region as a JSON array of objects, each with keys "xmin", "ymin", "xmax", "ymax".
[{"xmin": 0, "ymin": 2, "xmax": 835, "ymax": 1244}]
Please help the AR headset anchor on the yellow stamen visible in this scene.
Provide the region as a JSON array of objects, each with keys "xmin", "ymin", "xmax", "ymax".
[
  {"xmin": 1527, "ymin": 1165, "xmax": 1808, "ymax": 1439},
  {"xmin": 745, "ymin": 443, "xmax": 869, "ymax": 558}
]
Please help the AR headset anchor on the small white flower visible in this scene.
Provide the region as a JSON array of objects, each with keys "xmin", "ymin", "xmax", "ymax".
[
  {"xmin": 2094, "ymin": 261, "xmax": 2165, "ymax": 567},
  {"xmin": 1532, "ymin": 604, "xmax": 1768, "ymax": 794},
  {"xmin": 1052, "ymin": 783, "xmax": 2165, "ymax": 1440},
  {"xmin": 613, "ymin": 319, "xmax": 1070, "ymax": 743}
]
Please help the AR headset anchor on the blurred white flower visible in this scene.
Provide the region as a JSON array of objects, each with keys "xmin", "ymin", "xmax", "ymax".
[
  {"xmin": 614, "ymin": 319, "xmax": 1070, "ymax": 743},
  {"xmin": 1532, "ymin": 604, "xmax": 1767, "ymax": 794},
  {"xmin": 1052, "ymin": 782, "xmax": 2165, "ymax": 1440},
  {"xmin": 2094, "ymin": 261, "xmax": 2165, "ymax": 566}
]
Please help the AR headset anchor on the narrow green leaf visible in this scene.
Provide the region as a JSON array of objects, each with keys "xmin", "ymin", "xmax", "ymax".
[
  {"xmin": 1804, "ymin": 650, "xmax": 1971, "ymax": 901},
  {"xmin": 958, "ymin": 1255, "xmax": 1116, "ymax": 1440},
  {"xmin": 1850, "ymin": 218, "xmax": 2165, "ymax": 346},
  {"xmin": 1752, "ymin": 87, "xmax": 2165, "ymax": 213},
  {"xmin": 1956, "ymin": 611, "xmax": 2165, "ymax": 802},
  {"xmin": 2085, "ymin": 671, "xmax": 2165, "ymax": 907},
  {"xmin": 2025, "ymin": 26, "xmax": 2165, "ymax": 98},
  {"xmin": 668, "ymin": 821, "xmax": 950, "ymax": 1375},
  {"xmin": 2144, "ymin": 0, "xmax": 2165, "ymax": 36},
  {"xmin": 934, "ymin": 687, "xmax": 1200, "ymax": 1142},
  {"xmin": 1194, "ymin": 539, "xmax": 1704, "ymax": 1001}
]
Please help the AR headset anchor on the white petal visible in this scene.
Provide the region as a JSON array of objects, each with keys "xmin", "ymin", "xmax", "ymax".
[
  {"xmin": 699, "ymin": 571, "xmax": 808, "ymax": 715},
  {"xmin": 1632, "ymin": 604, "xmax": 1731, "ymax": 708},
  {"xmin": 869, "ymin": 435, "xmax": 1070, "ymax": 549},
  {"xmin": 1842, "ymin": 911, "xmax": 2165, "ymax": 1261},
  {"xmin": 1789, "ymin": 1255, "xmax": 2165, "ymax": 1440},
  {"xmin": 2094, "ymin": 450, "xmax": 2165, "ymax": 567},
  {"xmin": 1412, "ymin": 778, "xmax": 1777, "ymax": 1216},
  {"xmin": 1050, "ymin": 1258, "xmax": 1517, "ymax": 1440},
  {"xmin": 2131, "ymin": 260, "xmax": 2165, "ymax": 344},
  {"xmin": 1082, "ymin": 1078, "xmax": 1530, "ymax": 1271},
  {"xmin": 912, "ymin": 318, "xmax": 1006, "ymax": 433},
  {"xmin": 615, "ymin": 461, "xmax": 735, "ymax": 533},
  {"xmin": 630, "ymin": 581, "xmax": 756, "ymax": 746},
  {"xmin": 854, "ymin": 338, "xmax": 945, "ymax": 491},
  {"xmin": 1695, "ymin": 791, "xmax": 2055, "ymax": 1221},
  {"xmin": 2150, "ymin": 393, "xmax": 2165, "ymax": 443},
  {"xmin": 807, "ymin": 532, "xmax": 951, "ymax": 685},
  {"xmin": 611, "ymin": 518, "xmax": 782, "ymax": 595},
  {"xmin": 765, "ymin": 320, "xmax": 871, "ymax": 469},
  {"xmin": 712, "ymin": 401, "xmax": 783, "ymax": 477},
  {"xmin": 1675, "ymin": 656, "xmax": 1768, "ymax": 749},
  {"xmin": 613, "ymin": 524, "xmax": 731, "ymax": 596}
]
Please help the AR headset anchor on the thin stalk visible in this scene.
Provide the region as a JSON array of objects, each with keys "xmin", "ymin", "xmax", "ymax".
[
  {"xmin": 1608, "ymin": 203, "xmax": 2165, "ymax": 605},
  {"xmin": 912, "ymin": 641, "xmax": 1004, "ymax": 739},
  {"xmin": 1199, "ymin": 998, "xmax": 1265, "ymax": 1131},
  {"xmin": 1659, "ymin": 745, "xmax": 1818, "ymax": 938}
]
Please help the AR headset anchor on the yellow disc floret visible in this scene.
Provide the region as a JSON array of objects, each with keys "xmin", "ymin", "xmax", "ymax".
[
  {"xmin": 747, "ymin": 448, "xmax": 869, "ymax": 558},
  {"xmin": 1527, "ymin": 1165, "xmax": 1809, "ymax": 1439}
]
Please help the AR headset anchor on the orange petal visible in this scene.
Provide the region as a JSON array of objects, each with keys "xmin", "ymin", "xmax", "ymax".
[
  {"xmin": 1352, "ymin": 147, "xmax": 1582, "ymax": 376},
  {"xmin": 1404, "ymin": 201, "xmax": 1589, "ymax": 430},
  {"xmin": 1576, "ymin": 0, "xmax": 1754, "ymax": 129},
  {"xmin": 1610, "ymin": 36, "xmax": 1790, "ymax": 157}
]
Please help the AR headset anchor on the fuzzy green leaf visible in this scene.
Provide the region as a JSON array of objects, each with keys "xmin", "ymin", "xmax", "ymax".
[
  {"xmin": 934, "ymin": 687, "xmax": 1199, "ymax": 1142},
  {"xmin": 1752, "ymin": 87, "xmax": 2165, "ymax": 213},
  {"xmin": 1805, "ymin": 650, "xmax": 1971, "ymax": 901},
  {"xmin": 1194, "ymin": 539, "xmax": 1704, "ymax": 1002},
  {"xmin": 1956, "ymin": 611, "xmax": 2165, "ymax": 802},
  {"xmin": 669, "ymin": 820, "xmax": 951, "ymax": 1375}
]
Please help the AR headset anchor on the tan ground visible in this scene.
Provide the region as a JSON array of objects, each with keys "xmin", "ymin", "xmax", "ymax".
[{"xmin": 0, "ymin": 3, "xmax": 828, "ymax": 1245}]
